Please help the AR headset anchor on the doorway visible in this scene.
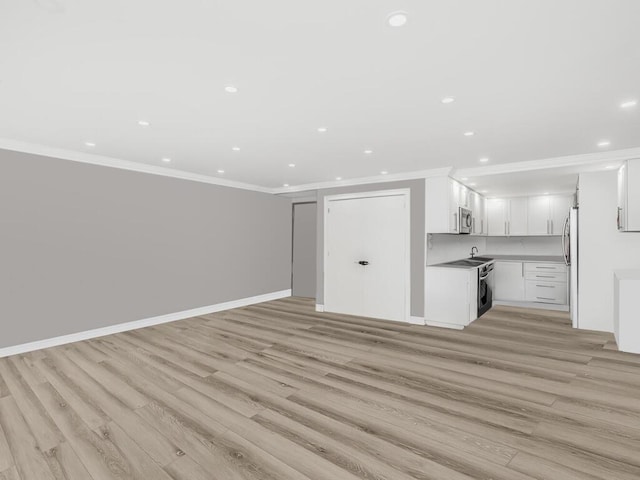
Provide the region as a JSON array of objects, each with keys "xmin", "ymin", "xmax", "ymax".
[
  {"xmin": 324, "ymin": 189, "xmax": 410, "ymax": 322},
  {"xmin": 292, "ymin": 202, "xmax": 317, "ymax": 298}
]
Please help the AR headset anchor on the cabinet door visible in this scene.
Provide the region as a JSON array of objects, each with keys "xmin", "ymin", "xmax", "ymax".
[
  {"xmin": 508, "ymin": 198, "xmax": 528, "ymax": 236},
  {"xmin": 471, "ymin": 192, "xmax": 486, "ymax": 235},
  {"xmin": 449, "ymin": 179, "xmax": 460, "ymax": 233},
  {"xmin": 494, "ymin": 261, "xmax": 525, "ymax": 301},
  {"xmin": 549, "ymin": 195, "xmax": 572, "ymax": 235},
  {"xmin": 459, "ymin": 185, "xmax": 470, "ymax": 209},
  {"xmin": 527, "ymin": 196, "xmax": 550, "ymax": 235},
  {"xmin": 487, "ymin": 199, "xmax": 507, "ymax": 236},
  {"xmin": 618, "ymin": 163, "xmax": 627, "ymax": 231}
]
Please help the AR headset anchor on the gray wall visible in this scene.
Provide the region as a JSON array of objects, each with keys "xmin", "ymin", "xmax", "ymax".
[
  {"xmin": 315, "ymin": 180, "xmax": 426, "ymax": 317},
  {"xmin": 0, "ymin": 149, "xmax": 292, "ymax": 348},
  {"xmin": 292, "ymin": 202, "xmax": 317, "ymax": 298}
]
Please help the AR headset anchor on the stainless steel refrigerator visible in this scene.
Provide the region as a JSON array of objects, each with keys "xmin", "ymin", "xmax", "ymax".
[{"xmin": 562, "ymin": 207, "xmax": 579, "ymax": 328}]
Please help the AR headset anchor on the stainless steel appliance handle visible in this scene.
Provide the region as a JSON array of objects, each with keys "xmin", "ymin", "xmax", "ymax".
[{"xmin": 561, "ymin": 215, "xmax": 570, "ymax": 266}]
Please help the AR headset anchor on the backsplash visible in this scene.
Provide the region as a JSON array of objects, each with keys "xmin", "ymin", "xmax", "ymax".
[
  {"xmin": 485, "ymin": 236, "xmax": 563, "ymax": 256},
  {"xmin": 426, "ymin": 234, "xmax": 562, "ymax": 265},
  {"xmin": 426, "ymin": 234, "xmax": 487, "ymax": 265}
]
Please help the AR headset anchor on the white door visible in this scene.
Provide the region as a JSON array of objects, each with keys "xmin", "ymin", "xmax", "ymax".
[{"xmin": 324, "ymin": 192, "xmax": 409, "ymax": 322}]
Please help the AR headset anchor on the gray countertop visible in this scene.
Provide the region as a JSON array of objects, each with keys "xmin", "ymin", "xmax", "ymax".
[{"xmin": 485, "ymin": 254, "xmax": 565, "ymax": 263}]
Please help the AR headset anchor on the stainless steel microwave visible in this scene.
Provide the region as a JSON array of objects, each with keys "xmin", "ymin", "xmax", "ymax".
[{"xmin": 459, "ymin": 207, "xmax": 472, "ymax": 234}]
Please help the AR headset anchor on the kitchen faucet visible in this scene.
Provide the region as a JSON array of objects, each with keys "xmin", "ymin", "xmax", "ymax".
[{"xmin": 470, "ymin": 246, "xmax": 478, "ymax": 258}]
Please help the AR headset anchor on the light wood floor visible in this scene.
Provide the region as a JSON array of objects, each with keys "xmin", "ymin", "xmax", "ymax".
[{"xmin": 1, "ymin": 298, "xmax": 640, "ymax": 480}]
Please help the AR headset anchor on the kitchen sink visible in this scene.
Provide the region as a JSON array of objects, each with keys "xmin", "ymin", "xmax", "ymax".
[
  {"xmin": 444, "ymin": 259, "xmax": 486, "ymax": 267},
  {"xmin": 468, "ymin": 256, "xmax": 494, "ymax": 262}
]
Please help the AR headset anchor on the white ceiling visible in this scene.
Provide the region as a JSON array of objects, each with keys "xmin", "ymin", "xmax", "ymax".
[{"xmin": 1, "ymin": 0, "xmax": 639, "ymax": 191}]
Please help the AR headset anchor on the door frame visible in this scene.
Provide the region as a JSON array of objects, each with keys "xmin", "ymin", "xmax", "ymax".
[{"xmin": 323, "ymin": 188, "xmax": 411, "ymax": 322}]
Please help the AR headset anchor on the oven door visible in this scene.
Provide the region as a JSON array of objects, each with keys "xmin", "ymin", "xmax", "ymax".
[{"xmin": 477, "ymin": 268, "xmax": 494, "ymax": 318}]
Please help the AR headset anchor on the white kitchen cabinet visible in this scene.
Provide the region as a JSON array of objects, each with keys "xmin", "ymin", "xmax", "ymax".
[
  {"xmin": 470, "ymin": 191, "xmax": 486, "ymax": 235},
  {"xmin": 527, "ymin": 195, "xmax": 573, "ymax": 235},
  {"xmin": 508, "ymin": 197, "xmax": 528, "ymax": 235},
  {"xmin": 549, "ymin": 195, "xmax": 573, "ymax": 235},
  {"xmin": 425, "ymin": 266, "xmax": 478, "ymax": 329},
  {"xmin": 487, "ymin": 198, "xmax": 527, "ymax": 236},
  {"xmin": 493, "ymin": 261, "xmax": 525, "ymax": 301},
  {"xmin": 524, "ymin": 263, "xmax": 568, "ymax": 305},
  {"xmin": 426, "ymin": 176, "xmax": 483, "ymax": 234},
  {"xmin": 487, "ymin": 199, "xmax": 508, "ymax": 236},
  {"xmin": 617, "ymin": 159, "xmax": 640, "ymax": 232}
]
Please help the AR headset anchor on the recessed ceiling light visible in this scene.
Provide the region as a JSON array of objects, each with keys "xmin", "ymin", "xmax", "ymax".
[
  {"xmin": 461, "ymin": 177, "xmax": 469, "ymax": 181},
  {"xmin": 364, "ymin": 149, "xmax": 373, "ymax": 154},
  {"xmin": 217, "ymin": 169, "xmax": 225, "ymax": 174},
  {"xmin": 161, "ymin": 157, "xmax": 171, "ymax": 163},
  {"xmin": 232, "ymin": 146, "xmax": 240, "ymax": 151},
  {"xmin": 469, "ymin": 182, "xmax": 477, "ymax": 186},
  {"xmin": 138, "ymin": 120, "xmax": 150, "ymax": 127},
  {"xmin": 441, "ymin": 97, "xmax": 455, "ymax": 104},
  {"xmin": 336, "ymin": 177, "xmax": 342, "ymax": 181},
  {"xmin": 464, "ymin": 131, "xmax": 475, "ymax": 136},
  {"xmin": 317, "ymin": 127, "xmax": 328, "ymax": 133},
  {"xmin": 605, "ymin": 165, "xmax": 617, "ymax": 169},
  {"xmin": 224, "ymin": 85, "xmax": 238, "ymax": 94},
  {"xmin": 84, "ymin": 141, "xmax": 96, "ymax": 147},
  {"xmin": 598, "ymin": 140, "xmax": 611, "ymax": 147},
  {"xmin": 288, "ymin": 163, "xmax": 296, "ymax": 168},
  {"xmin": 479, "ymin": 157, "xmax": 489, "ymax": 163},
  {"xmin": 544, "ymin": 192, "xmax": 549, "ymax": 195},
  {"xmin": 620, "ymin": 100, "xmax": 637, "ymax": 109},
  {"xmin": 387, "ymin": 11, "xmax": 408, "ymax": 27},
  {"xmin": 380, "ymin": 170, "xmax": 388, "ymax": 175},
  {"xmin": 481, "ymin": 190, "xmax": 488, "ymax": 194},
  {"xmin": 283, "ymin": 183, "xmax": 289, "ymax": 187}
]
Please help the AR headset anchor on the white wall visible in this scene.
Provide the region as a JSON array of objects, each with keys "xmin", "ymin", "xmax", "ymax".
[
  {"xmin": 578, "ymin": 170, "xmax": 640, "ymax": 332},
  {"xmin": 486, "ymin": 236, "xmax": 563, "ymax": 256},
  {"xmin": 426, "ymin": 234, "xmax": 487, "ymax": 265}
]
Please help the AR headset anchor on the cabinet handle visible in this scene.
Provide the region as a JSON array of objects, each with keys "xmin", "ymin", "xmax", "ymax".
[
  {"xmin": 481, "ymin": 219, "xmax": 484, "ymax": 234},
  {"xmin": 472, "ymin": 217, "xmax": 476, "ymax": 233},
  {"xmin": 536, "ymin": 296, "xmax": 556, "ymax": 301},
  {"xmin": 521, "ymin": 263, "xmax": 524, "ymax": 277},
  {"xmin": 454, "ymin": 212, "xmax": 458, "ymax": 232},
  {"xmin": 536, "ymin": 284, "xmax": 556, "ymax": 288},
  {"xmin": 504, "ymin": 221, "xmax": 507, "ymax": 235},
  {"xmin": 550, "ymin": 219, "xmax": 553, "ymax": 233},
  {"xmin": 508, "ymin": 221, "xmax": 510, "ymax": 235},
  {"xmin": 546, "ymin": 219, "xmax": 549, "ymax": 234},
  {"xmin": 536, "ymin": 266, "xmax": 556, "ymax": 269},
  {"xmin": 535, "ymin": 275, "xmax": 555, "ymax": 278}
]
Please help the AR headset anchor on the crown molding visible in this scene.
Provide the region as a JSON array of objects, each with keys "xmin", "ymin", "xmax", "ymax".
[
  {"xmin": 272, "ymin": 167, "xmax": 453, "ymax": 194},
  {"xmin": 452, "ymin": 147, "xmax": 640, "ymax": 179},
  {"xmin": 0, "ymin": 138, "xmax": 272, "ymax": 194}
]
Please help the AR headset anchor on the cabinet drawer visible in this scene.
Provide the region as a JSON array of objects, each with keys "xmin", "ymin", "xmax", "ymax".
[
  {"xmin": 524, "ymin": 263, "xmax": 567, "ymax": 274},
  {"xmin": 524, "ymin": 271, "xmax": 567, "ymax": 282},
  {"xmin": 525, "ymin": 280, "xmax": 568, "ymax": 304}
]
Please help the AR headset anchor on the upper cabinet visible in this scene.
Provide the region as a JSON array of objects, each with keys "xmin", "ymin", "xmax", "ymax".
[
  {"xmin": 528, "ymin": 195, "xmax": 573, "ymax": 235},
  {"xmin": 487, "ymin": 197, "xmax": 528, "ymax": 236},
  {"xmin": 488, "ymin": 194, "xmax": 573, "ymax": 237},
  {"xmin": 618, "ymin": 159, "xmax": 640, "ymax": 232},
  {"xmin": 470, "ymin": 191, "xmax": 486, "ymax": 235},
  {"xmin": 426, "ymin": 176, "xmax": 485, "ymax": 234}
]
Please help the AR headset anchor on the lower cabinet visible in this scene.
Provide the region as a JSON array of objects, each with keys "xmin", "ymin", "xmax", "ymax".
[
  {"xmin": 494, "ymin": 261, "xmax": 525, "ymax": 301},
  {"xmin": 494, "ymin": 261, "xmax": 568, "ymax": 308}
]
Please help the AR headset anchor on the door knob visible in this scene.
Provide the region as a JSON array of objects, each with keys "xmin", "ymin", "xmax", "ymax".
[{"xmin": 358, "ymin": 261, "xmax": 369, "ymax": 266}]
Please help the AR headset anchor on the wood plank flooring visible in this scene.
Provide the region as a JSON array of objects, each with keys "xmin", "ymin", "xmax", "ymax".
[{"xmin": 1, "ymin": 297, "xmax": 640, "ymax": 479}]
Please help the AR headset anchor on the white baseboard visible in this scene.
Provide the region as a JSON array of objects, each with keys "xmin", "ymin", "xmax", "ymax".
[
  {"xmin": 425, "ymin": 320, "xmax": 465, "ymax": 330},
  {"xmin": 0, "ymin": 289, "xmax": 291, "ymax": 358},
  {"xmin": 315, "ymin": 304, "xmax": 325, "ymax": 312},
  {"xmin": 493, "ymin": 300, "xmax": 570, "ymax": 312},
  {"xmin": 409, "ymin": 316, "xmax": 426, "ymax": 325}
]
